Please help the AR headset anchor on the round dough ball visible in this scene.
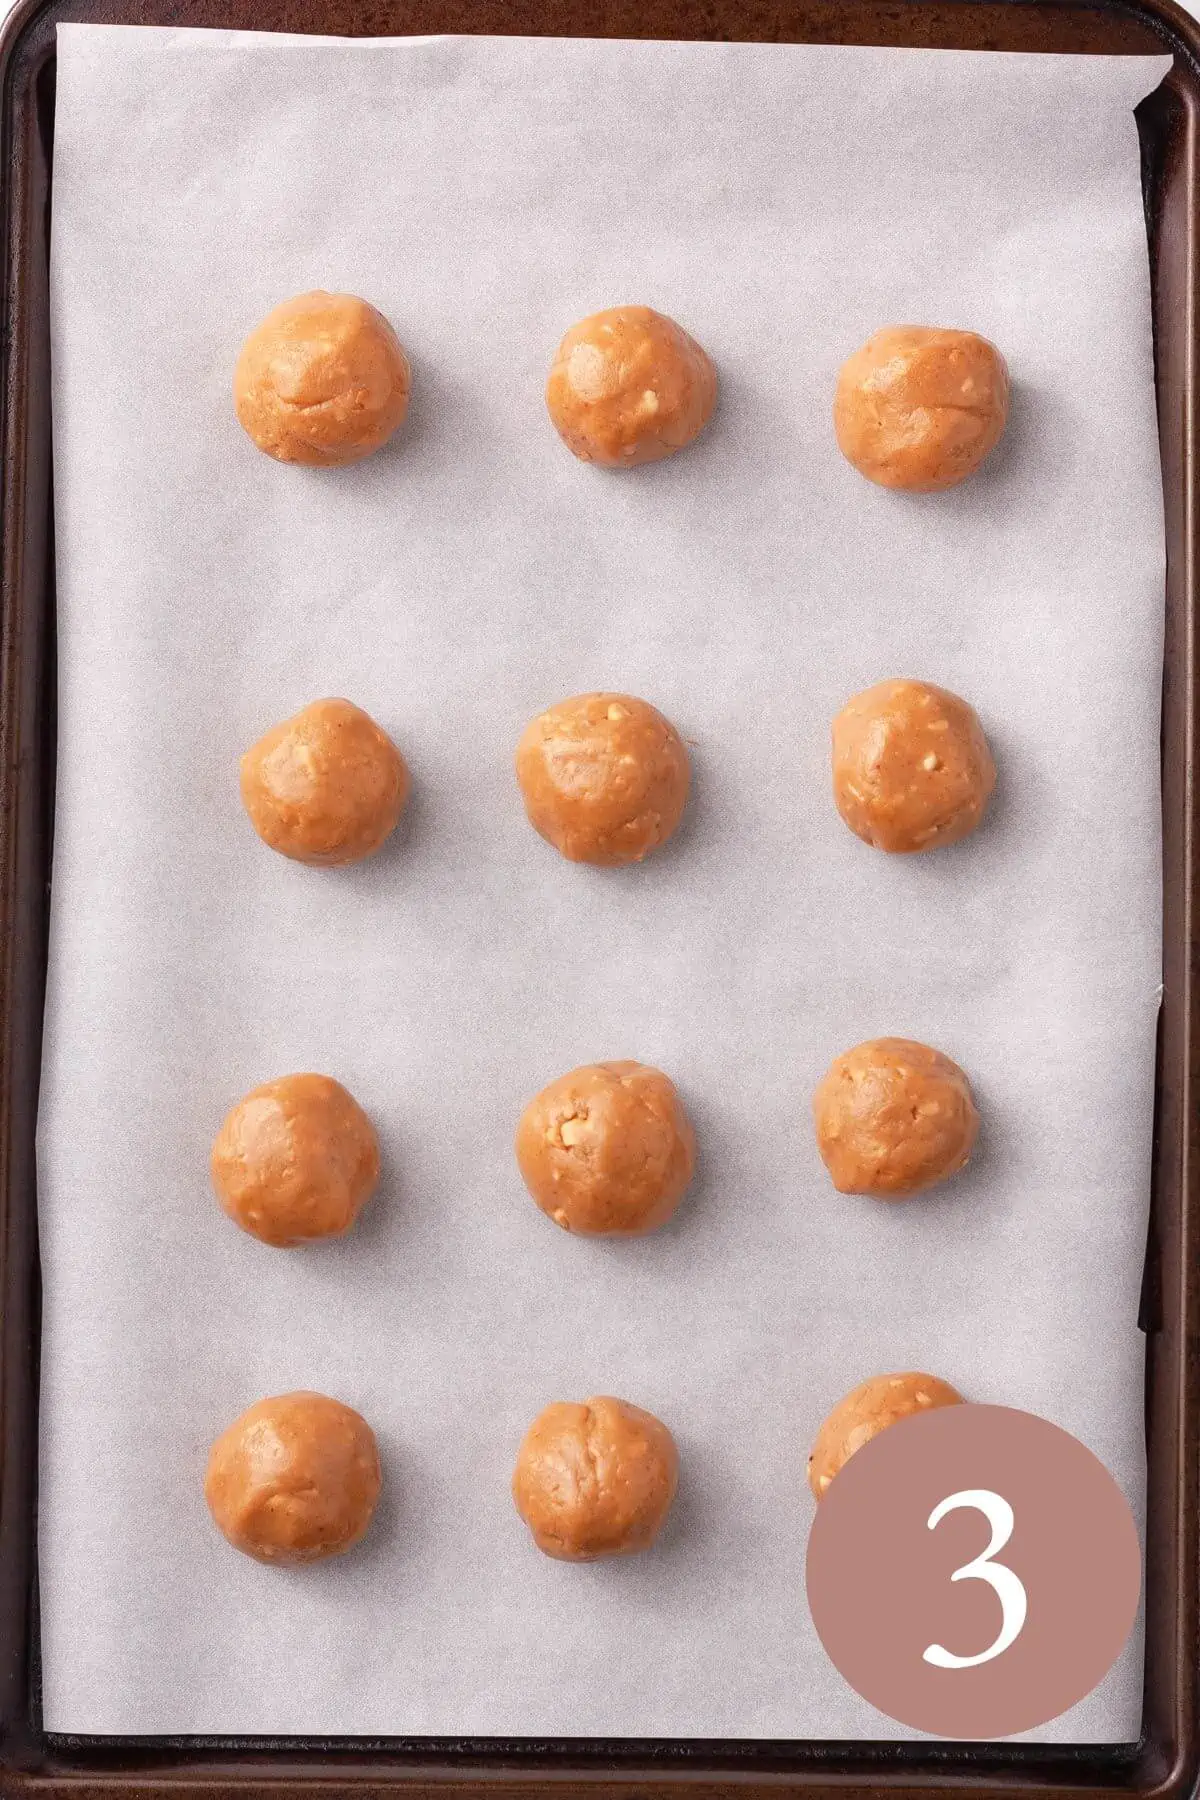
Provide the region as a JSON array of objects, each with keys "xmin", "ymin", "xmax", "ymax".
[
  {"xmin": 513, "ymin": 1396, "xmax": 679, "ymax": 1560},
  {"xmin": 515, "ymin": 692, "xmax": 690, "ymax": 866},
  {"xmin": 546, "ymin": 306, "xmax": 716, "ymax": 467},
  {"xmin": 808, "ymin": 1372, "xmax": 964, "ymax": 1499},
  {"xmin": 832, "ymin": 678, "xmax": 995, "ymax": 854},
  {"xmin": 516, "ymin": 1060, "xmax": 695, "ymax": 1236},
  {"xmin": 813, "ymin": 1037, "xmax": 978, "ymax": 1199},
  {"xmin": 211, "ymin": 1073, "xmax": 380, "ymax": 1248},
  {"xmin": 205, "ymin": 1391, "xmax": 381, "ymax": 1565},
  {"xmin": 234, "ymin": 290, "xmax": 411, "ymax": 466},
  {"xmin": 240, "ymin": 697, "xmax": 409, "ymax": 866},
  {"xmin": 834, "ymin": 325, "xmax": 1009, "ymax": 491}
]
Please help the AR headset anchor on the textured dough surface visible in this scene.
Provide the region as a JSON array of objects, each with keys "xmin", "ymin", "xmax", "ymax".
[
  {"xmin": 205, "ymin": 1391, "xmax": 381, "ymax": 1565},
  {"xmin": 515, "ymin": 1060, "xmax": 695, "ymax": 1235},
  {"xmin": 512, "ymin": 1396, "xmax": 679, "ymax": 1559},
  {"xmin": 832, "ymin": 678, "xmax": 996, "ymax": 853},
  {"xmin": 808, "ymin": 1372, "xmax": 965, "ymax": 1498},
  {"xmin": 813, "ymin": 1037, "xmax": 979, "ymax": 1198},
  {"xmin": 240, "ymin": 697, "xmax": 409, "ymax": 866},
  {"xmin": 833, "ymin": 325, "xmax": 1008, "ymax": 491},
  {"xmin": 515, "ymin": 692, "xmax": 690, "ymax": 866},
  {"xmin": 234, "ymin": 290, "xmax": 411, "ymax": 466},
  {"xmin": 546, "ymin": 306, "xmax": 716, "ymax": 467},
  {"xmin": 210, "ymin": 1073, "xmax": 379, "ymax": 1247}
]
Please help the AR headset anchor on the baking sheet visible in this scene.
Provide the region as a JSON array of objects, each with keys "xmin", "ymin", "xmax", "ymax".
[{"xmin": 40, "ymin": 24, "xmax": 1169, "ymax": 1740}]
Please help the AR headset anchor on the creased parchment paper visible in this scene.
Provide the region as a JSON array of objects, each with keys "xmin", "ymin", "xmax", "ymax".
[{"xmin": 40, "ymin": 24, "xmax": 1168, "ymax": 1740}]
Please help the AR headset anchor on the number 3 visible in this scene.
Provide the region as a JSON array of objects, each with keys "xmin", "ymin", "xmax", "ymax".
[{"xmin": 922, "ymin": 1488, "xmax": 1028, "ymax": 1669}]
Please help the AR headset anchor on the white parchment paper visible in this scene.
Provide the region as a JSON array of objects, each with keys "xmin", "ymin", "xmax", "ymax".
[{"xmin": 40, "ymin": 24, "xmax": 1168, "ymax": 1740}]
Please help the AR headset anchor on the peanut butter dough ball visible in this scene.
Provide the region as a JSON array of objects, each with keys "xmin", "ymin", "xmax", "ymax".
[
  {"xmin": 513, "ymin": 1396, "xmax": 679, "ymax": 1560},
  {"xmin": 813, "ymin": 1038, "xmax": 978, "ymax": 1199},
  {"xmin": 234, "ymin": 291, "xmax": 411, "ymax": 466},
  {"xmin": 205, "ymin": 1391, "xmax": 381, "ymax": 1565},
  {"xmin": 808, "ymin": 1373, "xmax": 964, "ymax": 1499},
  {"xmin": 546, "ymin": 306, "xmax": 716, "ymax": 467},
  {"xmin": 211, "ymin": 1073, "xmax": 380, "ymax": 1248},
  {"xmin": 832, "ymin": 679, "xmax": 995, "ymax": 854},
  {"xmin": 516, "ymin": 1060, "xmax": 695, "ymax": 1236},
  {"xmin": 516, "ymin": 692, "xmax": 690, "ymax": 866},
  {"xmin": 834, "ymin": 326, "xmax": 1009, "ymax": 491},
  {"xmin": 241, "ymin": 697, "xmax": 409, "ymax": 866}
]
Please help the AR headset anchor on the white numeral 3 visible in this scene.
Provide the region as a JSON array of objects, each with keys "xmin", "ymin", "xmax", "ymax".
[{"xmin": 922, "ymin": 1488, "xmax": 1028, "ymax": 1670}]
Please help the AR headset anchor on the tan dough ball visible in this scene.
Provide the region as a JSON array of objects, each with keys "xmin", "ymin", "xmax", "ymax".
[
  {"xmin": 832, "ymin": 679, "xmax": 995, "ymax": 854},
  {"xmin": 808, "ymin": 1372, "xmax": 964, "ymax": 1499},
  {"xmin": 234, "ymin": 291, "xmax": 411, "ymax": 466},
  {"xmin": 516, "ymin": 1060, "xmax": 695, "ymax": 1236},
  {"xmin": 515, "ymin": 692, "xmax": 690, "ymax": 866},
  {"xmin": 240, "ymin": 697, "xmax": 409, "ymax": 866},
  {"xmin": 813, "ymin": 1038, "xmax": 978, "ymax": 1199},
  {"xmin": 546, "ymin": 306, "xmax": 716, "ymax": 467},
  {"xmin": 205, "ymin": 1391, "xmax": 381, "ymax": 1565},
  {"xmin": 211, "ymin": 1073, "xmax": 380, "ymax": 1248},
  {"xmin": 513, "ymin": 1396, "xmax": 679, "ymax": 1560},
  {"xmin": 834, "ymin": 325, "xmax": 1009, "ymax": 491}
]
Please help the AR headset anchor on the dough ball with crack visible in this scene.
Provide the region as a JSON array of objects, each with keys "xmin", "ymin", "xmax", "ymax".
[
  {"xmin": 205, "ymin": 1391, "xmax": 381, "ymax": 1565},
  {"xmin": 211, "ymin": 1073, "xmax": 379, "ymax": 1248},
  {"xmin": 813, "ymin": 1037, "xmax": 978, "ymax": 1199},
  {"xmin": 234, "ymin": 290, "xmax": 410, "ymax": 466},
  {"xmin": 240, "ymin": 697, "xmax": 409, "ymax": 866},
  {"xmin": 832, "ymin": 678, "xmax": 995, "ymax": 854},
  {"xmin": 513, "ymin": 1396, "xmax": 679, "ymax": 1559},
  {"xmin": 515, "ymin": 692, "xmax": 690, "ymax": 866},
  {"xmin": 808, "ymin": 1372, "xmax": 965, "ymax": 1498},
  {"xmin": 516, "ymin": 1060, "xmax": 695, "ymax": 1236},
  {"xmin": 834, "ymin": 325, "xmax": 1008, "ymax": 491},
  {"xmin": 546, "ymin": 306, "xmax": 716, "ymax": 467}
]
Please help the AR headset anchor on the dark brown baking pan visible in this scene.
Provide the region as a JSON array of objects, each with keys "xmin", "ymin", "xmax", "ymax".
[{"xmin": 1, "ymin": 0, "xmax": 1198, "ymax": 1794}]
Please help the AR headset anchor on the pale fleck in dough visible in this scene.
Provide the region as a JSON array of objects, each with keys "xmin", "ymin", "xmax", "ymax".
[
  {"xmin": 240, "ymin": 697, "xmax": 409, "ymax": 867},
  {"xmin": 205, "ymin": 1392, "xmax": 381, "ymax": 1565},
  {"xmin": 812, "ymin": 1037, "xmax": 979, "ymax": 1199},
  {"xmin": 833, "ymin": 325, "xmax": 1008, "ymax": 491},
  {"xmin": 515, "ymin": 691, "xmax": 690, "ymax": 866},
  {"xmin": 545, "ymin": 306, "xmax": 716, "ymax": 468},
  {"xmin": 808, "ymin": 1373, "xmax": 964, "ymax": 1497},
  {"xmin": 516, "ymin": 1061, "xmax": 695, "ymax": 1236},
  {"xmin": 234, "ymin": 291, "xmax": 411, "ymax": 466},
  {"xmin": 832, "ymin": 679, "xmax": 995, "ymax": 854},
  {"xmin": 512, "ymin": 1396, "xmax": 679, "ymax": 1559}
]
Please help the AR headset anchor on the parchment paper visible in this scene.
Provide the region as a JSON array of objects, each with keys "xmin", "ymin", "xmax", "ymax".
[{"xmin": 40, "ymin": 25, "xmax": 1169, "ymax": 1741}]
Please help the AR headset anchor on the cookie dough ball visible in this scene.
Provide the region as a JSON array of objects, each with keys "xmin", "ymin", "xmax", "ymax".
[
  {"xmin": 516, "ymin": 692, "xmax": 690, "ymax": 866},
  {"xmin": 234, "ymin": 291, "xmax": 411, "ymax": 466},
  {"xmin": 832, "ymin": 679, "xmax": 995, "ymax": 854},
  {"xmin": 516, "ymin": 1060, "xmax": 695, "ymax": 1236},
  {"xmin": 211, "ymin": 1073, "xmax": 379, "ymax": 1248},
  {"xmin": 813, "ymin": 1038, "xmax": 978, "ymax": 1199},
  {"xmin": 809, "ymin": 1373, "xmax": 964, "ymax": 1499},
  {"xmin": 205, "ymin": 1391, "xmax": 381, "ymax": 1565},
  {"xmin": 834, "ymin": 326, "xmax": 1009, "ymax": 491},
  {"xmin": 546, "ymin": 306, "xmax": 716, "ymax": 467},
  {"xmin": 513, "ymin": 1396, "xmax": 679, "ymax": 1560},
  {"xmin": 241, "ymin": 697, "xmax": 409, "ymax": 866}
]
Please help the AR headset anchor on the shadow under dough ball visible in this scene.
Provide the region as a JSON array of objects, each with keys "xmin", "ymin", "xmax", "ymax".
[
  {"xmin": 205, "ymin": 1391, "xmax": 381, "ymax": 1565},
  {"xmin": 513, "ymin": 1396, "xmax": 679, "ymax": 1560},
  {"xmin": 516, "ymin": 1060, "xmax": 696, "ymax": 1236},
  {"xmin": 813, "ymin": 1037, "xmax": 979, "ymax": 1199},
  {"xmin": 241, "ymin": 697, "xmax": 409, "ymax": 866},
  {"xmin": 545, "ymin": 306, "xmax": 716, "ymax": 467},
  {"xmin": 211, "ymin": 1073, "xmax": 380, "ymax": 1248},
  {"xmin": 808, "ymin": 1372, "xmax": 964, "ymax": 1499},
  {"xmin": 832, "ymin": 678, "xmax": 996, "ymax": 854},
  {"xmin": 515, "ymin": 692, "xmax": 690, "ymax": 866},
  {"xmin": 234, "ymin": 290, "xmax": 411, "ymax": 466},
  {"xmin": 834, "ymin": 325, "xmax": 1009, "ymax": 491}
]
